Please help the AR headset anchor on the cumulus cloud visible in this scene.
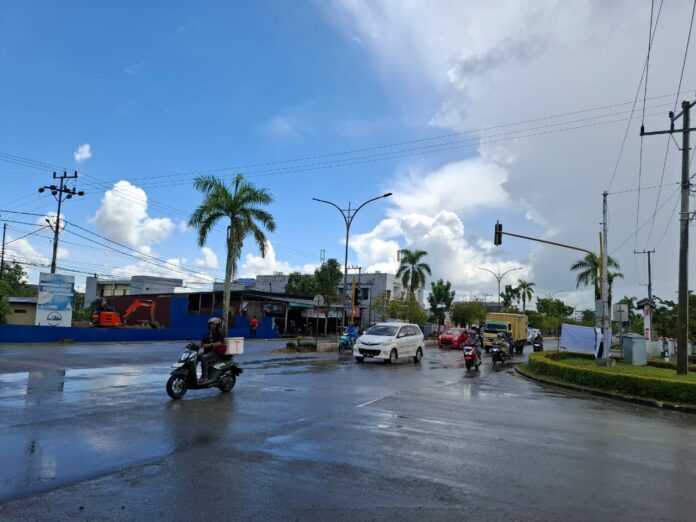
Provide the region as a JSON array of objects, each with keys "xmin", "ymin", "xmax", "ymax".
[
  {"xmin": 239, "ymin": 241, "xmax": 316, "ymax": 278},
  {"xmin": 92, "ymin": 180, "xmax": 175, "ymax": 253},
  {"xmin": 325, "ymin": 0, "xmax": 696, "ymax": 304},
  {"xmin": 195, "ymin": 247, "xmax": 219, "ymax": 269},
  {"xmin": 73, "ymin": 143, "xmax": 92, "ymax": 163}
]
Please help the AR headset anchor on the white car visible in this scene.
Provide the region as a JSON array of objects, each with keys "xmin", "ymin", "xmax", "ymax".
[{"xmin": 353, "ymin": 322, "xmax": 424, "ymax": 364}]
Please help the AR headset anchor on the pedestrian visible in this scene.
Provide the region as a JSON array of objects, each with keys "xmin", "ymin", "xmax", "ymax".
[{"xmin": 250, "ymin": 315, "xmax": 259, "ymax": 338}]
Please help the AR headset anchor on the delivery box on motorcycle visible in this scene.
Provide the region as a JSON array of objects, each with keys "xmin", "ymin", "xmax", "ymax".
[{"xmin": 224, "ymin": 337, "xmax": 245, "ymax": 355}]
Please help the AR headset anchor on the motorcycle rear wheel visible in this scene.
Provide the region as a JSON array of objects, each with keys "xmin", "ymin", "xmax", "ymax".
[
  {"xmin": 166, "ymin": 375, "xmax": 188, "ymax": 400},
  {"xmin": 218, "ymin": 374, "xmax": 236, "ymax": 393}
]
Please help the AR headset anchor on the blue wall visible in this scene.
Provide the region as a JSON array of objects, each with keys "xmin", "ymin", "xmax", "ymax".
[{"xmin": 0, "ymin": 295, "xmax": 277, "ymax": 344}]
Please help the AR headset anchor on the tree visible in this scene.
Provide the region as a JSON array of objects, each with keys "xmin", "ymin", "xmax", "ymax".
[
  {"xmin": 427, "ymin": 279, "xmax": 455, "ymax": 324},
  {"xmin": 396, "ymin": 249, "xmax": 431, "ymax": 294},
  {"xmin": 189, "ymin": 174, "xmax": 276, "ymax": 330},
  {"xmin": 536, "ymin": 297, "xmax": 573, "ymax": 318},
  {"xmin": 500, "ymin": 284, "xmax": 520, "ymax": 310},
  {"xmin": 371, "ymin": 291, "xmax": 427, "ymax": 324},
  {"xmin": 285, "ymin": 273, "xmax": 316, "ymax": 296},
  {"xmin": 0, "ymin": 262, "xmax": 36, "ymax": 324},
  {"xmin": 570, "ymin": 253, "xmax": 623, "ymax": 309},
  {"xmin": 371, "ymin": 291, "xmax": 392, "ymax": 322},
  {"xmin": 314, "ymin": 259, "xmax": 342, "ymax": 304},
  {"xmin": 516, "ymin": 280, "xmax": 535, "ymax": 312},
  {"xmin": 450, "ymin": 300, "xmax": 487, "ymax": 327}
]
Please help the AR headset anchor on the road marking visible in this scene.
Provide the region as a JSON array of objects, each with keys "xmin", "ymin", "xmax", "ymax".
[{"xmin": 356, "ymin": 397, "xmax": 384, "ymax": 408}]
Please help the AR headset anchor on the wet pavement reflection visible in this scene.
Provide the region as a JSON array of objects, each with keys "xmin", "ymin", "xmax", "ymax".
[{"xmin": 1, "ymin": 341, "xmax": 695, "ymax": 520}]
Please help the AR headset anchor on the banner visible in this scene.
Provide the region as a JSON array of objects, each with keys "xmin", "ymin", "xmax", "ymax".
[
  {"xmin": 35, "ymin": 273, "xmax": 75, "ymax": 327},
  {"xmin": 560, "ymin": 323, "xmax": 608, "ymax": 355}
]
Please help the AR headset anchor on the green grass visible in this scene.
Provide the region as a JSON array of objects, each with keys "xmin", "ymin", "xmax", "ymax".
[{"xmin": 562, "ymin": 357, "xmax": 696, "ymax": 383}]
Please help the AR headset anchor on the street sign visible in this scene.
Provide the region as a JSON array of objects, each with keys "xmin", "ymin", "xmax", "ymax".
[{"xmin": 313, "ymin": 295, "xmax": 325, "ymax": 307}]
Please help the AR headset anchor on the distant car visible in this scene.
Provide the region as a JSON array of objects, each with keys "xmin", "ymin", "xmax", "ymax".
[
  {"xmin": 438, "ymin": 327, "xmax": 468, "ymax": 349},
  {"xmin": 354, "ymin": 322, "xmax": 424, "ymax": 364}
]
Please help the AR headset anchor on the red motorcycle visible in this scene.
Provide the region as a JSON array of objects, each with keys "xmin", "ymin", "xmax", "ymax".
[{"xmin": 463, "ymin": 339, "xmax": 481, "ymax": 370}]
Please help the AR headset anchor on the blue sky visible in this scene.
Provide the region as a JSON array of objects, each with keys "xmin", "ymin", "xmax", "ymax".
[{"xmin": 1, "ymin": 1, "xmax": 694, "ymax": 308}]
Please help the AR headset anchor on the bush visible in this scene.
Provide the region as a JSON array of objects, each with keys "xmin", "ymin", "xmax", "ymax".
[
  {"xmin": 647, "ymin": 358, "xmax": 696, "ymax": 372},
  {"xmin": 527, "ymin": 351, "xmax": 696, "ymax": 405}
]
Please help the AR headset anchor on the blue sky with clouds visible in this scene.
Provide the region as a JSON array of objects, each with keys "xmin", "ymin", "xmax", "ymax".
[{"xmin": 1, "ymin": 1, "xmax": 694, "ymax": 308}]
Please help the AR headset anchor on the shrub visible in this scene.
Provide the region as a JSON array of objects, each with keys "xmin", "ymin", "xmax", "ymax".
[
  {"xmin": 527, "ymin": 351, "xmax": 696, "ymax": 405},
  {"xmin": 647, "ymin": 358, "xmax": 696, "ymax": 372},
  {"xmin": 286, "ymin": 341, "xmax": 297, "ymax": 349}
]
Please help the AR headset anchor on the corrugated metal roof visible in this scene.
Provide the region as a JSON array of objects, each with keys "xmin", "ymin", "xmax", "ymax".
[{"xmin": 8, "ymin": 296, "xmax": 38, "ymax": 304}]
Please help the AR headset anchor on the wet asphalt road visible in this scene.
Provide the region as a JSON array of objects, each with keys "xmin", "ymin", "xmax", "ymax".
[{"xmin": 1, "ymin": 340, "xmax": 695, "ymax": 521}]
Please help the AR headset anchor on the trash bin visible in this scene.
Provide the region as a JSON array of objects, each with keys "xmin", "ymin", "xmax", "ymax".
[{"xmin": 622, "ymin": 334, "xmax": 647, "ymax": 366}]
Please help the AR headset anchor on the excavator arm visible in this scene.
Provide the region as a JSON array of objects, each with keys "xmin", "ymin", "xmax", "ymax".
[{"xmin": 121, "ymin": 299, "xmax": 157, "ymax": 325}]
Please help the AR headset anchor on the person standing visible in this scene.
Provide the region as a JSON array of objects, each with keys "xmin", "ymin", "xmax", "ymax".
[{"xmin": 250, "ymin": 315, "xmax": 259, "ymax": 338}]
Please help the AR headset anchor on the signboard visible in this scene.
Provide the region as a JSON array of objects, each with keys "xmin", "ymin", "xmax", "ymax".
[
  {"xmin": 35, "ymin": 272, "xmax": 75, "ymax": 327},
  {"xmin": 643, "ymin": 305, "xmax": 652, "ymax": 340},
  {"xmin": 313, "ymin": 295, "xmax": 325, "ymax": 307}
]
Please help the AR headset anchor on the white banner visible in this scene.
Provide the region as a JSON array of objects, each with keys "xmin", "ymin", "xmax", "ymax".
[
  {"xmin": 560, "ymin": 323, "xmax": 611, "ymax": 356},
  {"xmin": 35, "ymin": 273, "xmax": 75, "ymax": 327}
]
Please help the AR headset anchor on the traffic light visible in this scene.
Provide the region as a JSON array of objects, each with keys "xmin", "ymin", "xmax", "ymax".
[{"xmin": 494, "ymin": 221, "xmax": 503, "ymax": 246}]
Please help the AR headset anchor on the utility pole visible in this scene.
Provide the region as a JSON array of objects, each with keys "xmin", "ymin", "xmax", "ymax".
[
  {"xmin": 0, "ymin": 223, "xmax": 6, "ymax": 279},
  {"xmin": 634, "ymin": 249, "xmax": 655, "ymax": 301},
  {"xmin": 38, "ymin": 171, "xmax": 85, "ymax": 274},
  {"xmin": 641, "ymin": 99, "xmax": 695, "ymax": 375},
  {"xmin": 601, "ymin": 191, "xmax": 611, "ymax": 366}
]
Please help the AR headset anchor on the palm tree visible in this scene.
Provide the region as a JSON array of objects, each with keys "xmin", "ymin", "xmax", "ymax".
[
  {"xmin": 570, "ymin": 253, "xmax": 623, "ymax": 309},
  {"xmin": 516, "ymin": 280, "xmax": 535, "ymax": 312},
  {"xmin": 396, "ymin": 249, "xmax": 432, "ymax": 294},
  {"xmin": 189, "ymin": 174, "xmax": 276, "ymax": 330}
]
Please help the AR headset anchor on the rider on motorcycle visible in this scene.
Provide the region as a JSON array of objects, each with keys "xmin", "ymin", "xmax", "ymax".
[{"xmin": 199, "ymin": 317, "xmax": 226, "ymax": 384}]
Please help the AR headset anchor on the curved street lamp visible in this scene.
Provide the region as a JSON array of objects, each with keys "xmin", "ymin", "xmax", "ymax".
[
  {"xmin": 312, "ymin": 193, "xmax": 392, "ymax": 326},
  {"xmin": 478, "ymin": 266, "xmax": 522, "ymax": 311}
]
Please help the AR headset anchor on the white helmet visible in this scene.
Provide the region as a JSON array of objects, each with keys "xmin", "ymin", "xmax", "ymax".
[{"xmin": 208, "ymin": 317, "xmax": 222, "ymax": 326}]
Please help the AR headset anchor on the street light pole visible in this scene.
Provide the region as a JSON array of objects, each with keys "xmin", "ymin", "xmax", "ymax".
[
  {"xmin": 312, "ymin": 193, "xmax": 392, "ymax": 328},
  {"xmin": 478, "ymin": 267, "xmax": 522, "ymax": 311}
]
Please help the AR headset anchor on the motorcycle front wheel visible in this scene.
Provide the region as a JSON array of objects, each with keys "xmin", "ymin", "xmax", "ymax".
[
  {"xmin": 166, "ymin": 375, "xmax": 188, "ymax": 400},
  {"xmin": 465, "ymin": 360, "xmax": 473, "ymax": 370}
]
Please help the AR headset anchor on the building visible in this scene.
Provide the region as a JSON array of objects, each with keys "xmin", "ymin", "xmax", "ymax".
[
  {"xmin": 5, "ymin": 297, "xmax": 37, "ymax": 325},
  {"xmin": 337, "ymin": 272, "xmax": 423, "ymax": 326},
  {"xmin": 84, "ymin": 275, "xmax": 184, "ymax": 306}
]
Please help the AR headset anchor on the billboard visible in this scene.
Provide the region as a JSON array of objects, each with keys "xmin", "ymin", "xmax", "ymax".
[{"xmin": 35, "ymin": 273, "xmax": 75, "ymax": 327}]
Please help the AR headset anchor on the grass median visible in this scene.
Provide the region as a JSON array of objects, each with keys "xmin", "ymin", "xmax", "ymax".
[{"xmin": 525, "ymin": 351, "xmax": 696, "ymax": 406}]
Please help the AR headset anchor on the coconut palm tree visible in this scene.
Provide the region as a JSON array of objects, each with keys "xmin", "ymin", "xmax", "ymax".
[
  {"xmin": 396, "ymin": 249, "xmax": 431, "ymax": 294},
  {"xmin": 570, "ymin": 253, "xmax": 623, "ymax": 309},
  {"xmin": 189, "ymin": 174, "xmax": 276, "ymax": 330},
  {"xmin": 516, "ymin": 280, "xmax": 535, "ymax": 312}
]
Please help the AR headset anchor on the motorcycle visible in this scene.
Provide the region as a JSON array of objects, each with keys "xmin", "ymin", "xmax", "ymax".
[
  {"xmin": 491, "ymin": 338, "xmax": 509, "ymax": 366},
  {"xmin": 463, "ymin": 345, "xmax": 481, "ymax": 371},
  {"xmin": 166, "ymin": 342, "xmax": 243, "ymax": 400},
  {"xmin": 338, "ymin": 329, "xmax": 357, "ymax": 353},
  {"xmin": 532, "ymin": 339, "xmax": 544, "ymax": 352}
]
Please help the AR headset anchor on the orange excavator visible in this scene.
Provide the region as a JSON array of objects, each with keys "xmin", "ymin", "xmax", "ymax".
[{"xmin": 92, "ymin": 298, "xmax": 159, "ymax": 328}]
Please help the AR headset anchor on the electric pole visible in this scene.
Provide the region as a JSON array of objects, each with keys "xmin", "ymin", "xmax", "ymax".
[
  {"xmin": 641, "ymin": 99, "xmax": 695, "ymax": 375},
  {"xmin": 38, "ymin": 171, "xmax": 85, "ymax": 274},
  {"xmin": 0, "ymin": 223, "xmax": 6, "ymax": 279},
  {"xmin": 601, "ymin": 191, "xmax": 611, "ymax": 366},
  {"xmin": 634, "ymin": 250, "xmax": 655, "ymax": 302}
]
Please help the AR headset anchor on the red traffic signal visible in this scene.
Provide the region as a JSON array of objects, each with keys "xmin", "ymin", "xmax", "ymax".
[{"xmin": 494, "ymin": 221, "xmax": 503, "ymax": 246}]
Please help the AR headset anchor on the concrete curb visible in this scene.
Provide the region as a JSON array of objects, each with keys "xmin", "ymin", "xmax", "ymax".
[{"xmin": 515, "ymin": 365, "xmax": 696, "ymax": 415}]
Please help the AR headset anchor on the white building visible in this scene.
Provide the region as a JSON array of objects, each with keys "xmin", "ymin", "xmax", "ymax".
[{"xmin": 84, "ymin": 275, "xmax": 184, "ymax": 305}]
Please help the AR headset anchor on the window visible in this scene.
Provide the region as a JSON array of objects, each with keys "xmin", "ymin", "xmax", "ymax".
[
  {"xmin": 360, "ymin": 288, "xmax": 369, "ymax": 301},
  {"xmin": 13, "ymin": 309, "xmax": 27, "ymax": 314},
  {"xmin": 187, "ymin": 294, "xmax": 200, "ymax": 314},
  {"xmin": 100, "ymin": 288, "xmax": 105, "ymax": 297},
  {"xmin": 200, "ymin": 293, "xmax": 213, "ymax": 315}
]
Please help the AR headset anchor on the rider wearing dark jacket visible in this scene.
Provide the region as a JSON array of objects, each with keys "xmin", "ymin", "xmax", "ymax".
[{"xmin": 199, "ymin": 317, "xmax": 226, "ymax": 384}]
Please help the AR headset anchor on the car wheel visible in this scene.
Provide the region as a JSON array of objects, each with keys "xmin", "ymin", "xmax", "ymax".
[
  {"xmin": 355, "ymin": 356, "xmax": 364, "ymax": 363},
  {"xmin": 413, "ymin": 347, "xmax": 422, "ymax": 364},
  {"xmin": 389, "ymin": 348, "xmax": 398, "ymax": 365}
]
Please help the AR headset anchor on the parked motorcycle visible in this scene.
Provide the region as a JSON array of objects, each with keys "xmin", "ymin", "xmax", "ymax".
[
  {"xmin": 463, "ymin": 346, "xmax": 481, "ymax": 370},
  {"xmin": 166, "ymin": 342, "xmax": 243, "ymax": 400}
]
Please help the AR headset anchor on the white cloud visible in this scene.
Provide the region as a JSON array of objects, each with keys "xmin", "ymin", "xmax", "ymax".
[
  {"xmin": 92, "ymin": 180, "xmax": 175, "ymax": 253},
  {"xmin": 326, "ymin": 0, "xmax": 696, "ymax": 302},
  {"xmin": 73, "ymin": 144, "xmax": 92, "ymax": 163},
  {"xmin": 195, "ymin": 247, "xmax": 219, "ymax": 269},
  {"xmin": 239, "ymin": 241, "xmax": 316, "ymax": 278}
]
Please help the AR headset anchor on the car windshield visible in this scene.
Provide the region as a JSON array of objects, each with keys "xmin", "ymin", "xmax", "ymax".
[
  {"xmin": 445, "ymin": 329, "xmax": 463, "ymax": 335},
  {"xmin": 366, "ymin": 325, "xmax": 399, "ymax": 336},
  {"xmin": 484, "ymin": 323, "xmax": 507, "ymax": 333}
]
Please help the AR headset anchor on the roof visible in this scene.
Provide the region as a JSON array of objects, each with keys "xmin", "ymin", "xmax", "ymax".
[
  {"xmin": 8, "ymin": 296, "xmax": 38, "ymax": 304},
  {"xmin": 255, "ymin": 295, "xmax": 342, "ymax": 308}
]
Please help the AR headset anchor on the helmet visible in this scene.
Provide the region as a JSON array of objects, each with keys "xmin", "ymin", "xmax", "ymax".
[{"xmin": 208, "ymin": 317, "xmax": 222, "ymax": 327}]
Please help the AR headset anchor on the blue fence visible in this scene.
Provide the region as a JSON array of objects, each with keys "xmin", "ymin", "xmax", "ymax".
[{"xmin": 0, "ymin": 317, "xmax": 277, "ymax": 344}]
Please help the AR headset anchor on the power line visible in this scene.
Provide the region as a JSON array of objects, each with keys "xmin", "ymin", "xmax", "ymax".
[{"xmin": 607, "ymin": 0, "xmax": 664, "ymax": 192}]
